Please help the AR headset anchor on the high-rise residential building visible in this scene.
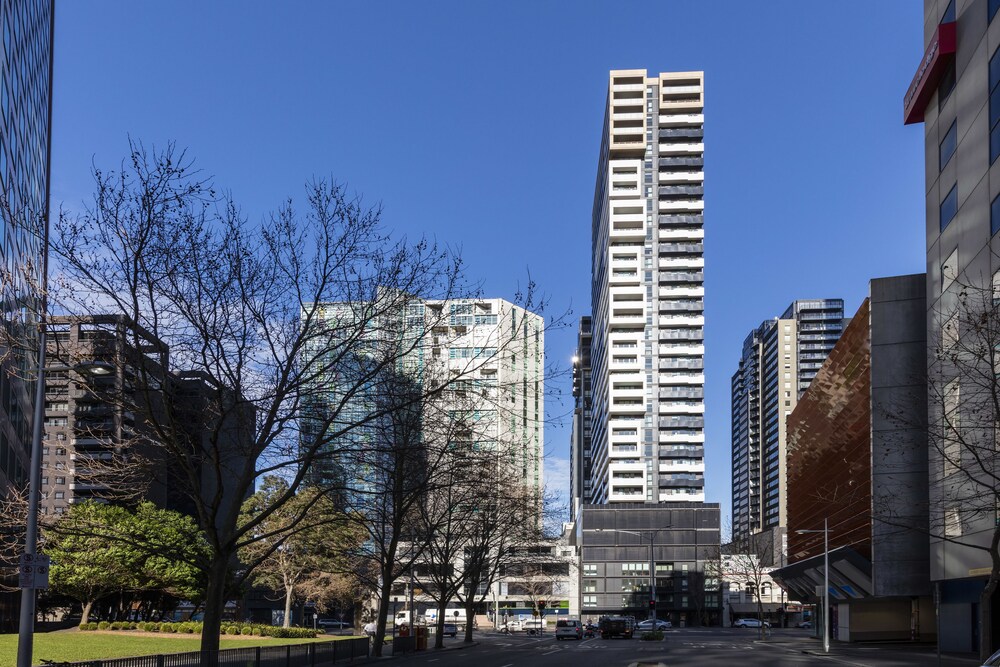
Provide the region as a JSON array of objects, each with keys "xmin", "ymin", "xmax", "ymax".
[
  {"xmin": 0, "ymin": 0, "xmax": 54, "ymax": 634},
  {"xmin": 730, "ymin": 299, "xmax": 844, "ymax": 545},
  {"xmin": 590, "ymin": 69, "xmax": 705, "ymax": 505},
  {"xmin": 303, "ymin": 297, "xmax": 544, "ymax": 502},
  {"xmin": 39, "ymin": 315, "xmax": 254, "ymax": 519},
  {"xmin": 570, "ymin": 316, "xmax": 592, "ymax": 518},
  {"xmin": 909, "ymin": 0, "xmax": 1000, "ymax": 653}
]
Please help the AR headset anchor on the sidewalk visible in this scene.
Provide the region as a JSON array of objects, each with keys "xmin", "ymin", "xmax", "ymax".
[{"xmin": 764, "ymin": 637, "xmax": 981, "ymax": 667}]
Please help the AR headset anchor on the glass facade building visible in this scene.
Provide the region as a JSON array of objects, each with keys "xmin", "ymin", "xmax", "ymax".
[{"xmin": 0, "ymin": 0, "xmax": 54, "ymax": 634}]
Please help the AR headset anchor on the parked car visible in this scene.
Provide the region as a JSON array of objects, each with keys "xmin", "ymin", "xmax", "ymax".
[
  {"xmin": 795, "ymin": 620, "xmax": 813, "ymax": 629},
  {"xmin": 599, "ymin": 615, "xmax": 634, "ymax": 639},
  {"xmin": 555, "ymin": 619, "xmax": 583, "ymax": 640},
  {"xmin": 635, "ymin": 619, "xmax": 671, "ymax": 631},
  {"xmin": 734, "ymin": 618, "xmax": 770, "ymax": 629},
  {"xmin": 317, "ymin": 619, "xmax": 350, "ymax": 630},
  {"xmin": 442, "ymin": 623, "xmax": 458, "ymax": 637}
]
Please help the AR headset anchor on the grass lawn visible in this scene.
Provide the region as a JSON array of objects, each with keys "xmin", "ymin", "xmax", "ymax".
[{"xmin": 0, "ymin": 631, "xmax": 351, "ymax": 667}]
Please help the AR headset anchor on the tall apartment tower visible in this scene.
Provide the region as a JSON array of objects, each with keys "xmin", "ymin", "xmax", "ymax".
[
  {"xmin": 570, "ymin": 316, "xmax": 593, "ymax": 518},
  {"xmin": 730, "ymin": 299, "xmax": 844, "ymax": 545},
  {"xmin": 590, "ymin": 69, "xmax": 705, "ymax": 504},
  {"xmin": 303, "ymin": 297, "xmax": 545, "ymax": 501},
  {"xmin": 909, "ymin": 0, "xmax": 1000, "ymax": 653}
]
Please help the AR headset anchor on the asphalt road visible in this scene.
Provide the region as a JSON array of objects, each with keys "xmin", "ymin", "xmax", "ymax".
[{"xmin": 389, "ymin": 627, "xmax": 982, "ymax": 667}]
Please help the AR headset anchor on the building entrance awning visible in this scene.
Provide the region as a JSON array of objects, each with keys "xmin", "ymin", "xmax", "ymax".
[{"xmin": 770, "ymin": 546, "xmax": 872, "ymax": 604}]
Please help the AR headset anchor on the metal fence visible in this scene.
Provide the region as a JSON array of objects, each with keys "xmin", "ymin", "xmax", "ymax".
[{"xmin": 43, "ymin": 638, "xmax": 370, "ymax": 667}]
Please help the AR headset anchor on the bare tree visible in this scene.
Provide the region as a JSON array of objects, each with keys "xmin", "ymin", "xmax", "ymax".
[
  {"xmin": 869, "ymin": 275, "xmax": 1000, "ymax": 661},
  {"xmin": 46, "ymin": 141, "xmax": 511, "ymax": 652},
  {"xmin": 723, "ymin": 531, "xmax": 774, "ymax": 638}
]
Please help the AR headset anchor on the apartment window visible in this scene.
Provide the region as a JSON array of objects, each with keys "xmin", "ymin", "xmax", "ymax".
[
  {"xmin": 583, "ymin": 580, "xmax": 597, "ymax": 593},
  {"xmin": 994, "ymin": 270, "xmax": 1000, "ymax": 306},
  {"xmin": 992, "ymin": 46, "xmax": 1000, "ymax": 163},
  {"xmin": 54, "ymin": 491, "xmax": 64, "ymax": 500},
  {"xmin": 583, "ymin": 595, "xmax": 597, "ymax": 608},
  {"xmin": 40, "ymin": 477, "xmax": 48, "ymax": 486},
  {"xmin": 942, "ymin": 312, "xmax": 959, "ymax": 350},
  {"xmin": 942, "ymin": 248, "xmax": 959, "ymax": 290},
  {"xmin": 939, "ymin": 120, "xmax": 957, "ymax": 170},
  {"xmin": 942, "ymin": 0, "xmax": 955, "ymax": 22},
  {"xmin": 944, "ymin": 377, "xmax": 961, "ymax": 477},
  {"xmin": 55, "ymin": 476, "xmax": 65, "ymax": 485},
  {"xmin": 583, "ymin": 564, "xmax": 597, "ymax": 576},
  {"xmin": 940, "ymin": 184, "xmax": 958, "ymax": 231},
  {"xmin": 944, "ymin": 507, "xmax": 962, "ymax": 537}
]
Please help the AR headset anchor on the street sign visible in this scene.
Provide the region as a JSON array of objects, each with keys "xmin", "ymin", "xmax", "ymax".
[{"xmin": 18, "ymin": 553, "xmax": 50, "ymax": 590}]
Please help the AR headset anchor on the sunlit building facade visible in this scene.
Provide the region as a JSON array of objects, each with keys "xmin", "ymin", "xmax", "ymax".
[{"xmin": 590, "ymin": 69, "xmax": 705, "ymax": 505}]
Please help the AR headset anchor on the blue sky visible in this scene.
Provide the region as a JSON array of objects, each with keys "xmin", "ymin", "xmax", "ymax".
[{"xmin": 53, "ymin": 2, "xmax": 926, "ymax": 525}]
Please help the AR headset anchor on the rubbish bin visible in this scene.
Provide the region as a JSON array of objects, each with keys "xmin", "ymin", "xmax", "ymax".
[{"xmin": 415, "ymin": 625, "xmax": 428, "ymax": 650}]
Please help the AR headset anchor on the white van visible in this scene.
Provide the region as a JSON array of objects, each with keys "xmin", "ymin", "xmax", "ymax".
[{"xmin": 425, "ymin": 608, "xmax": 467, "ymax": 625}]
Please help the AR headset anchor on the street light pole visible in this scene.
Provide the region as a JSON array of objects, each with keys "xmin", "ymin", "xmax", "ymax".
[
  {"xmin": 823, "ymin": 517, "xmax": 829, "ymax": 654},
  {"xmin": 796, "ymin": 520, "xmax": 832, "ymax": 654}
]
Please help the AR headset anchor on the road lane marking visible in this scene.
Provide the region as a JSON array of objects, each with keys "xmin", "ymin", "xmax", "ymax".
[{"xmin": 541, "ymin": 648, "xmax": 562, "ymax": 655}]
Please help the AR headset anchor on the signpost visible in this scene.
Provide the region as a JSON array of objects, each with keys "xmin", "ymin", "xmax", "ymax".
[{"xmin": 19, "ymin": 553, "xmax": 50, "ymax": 590}]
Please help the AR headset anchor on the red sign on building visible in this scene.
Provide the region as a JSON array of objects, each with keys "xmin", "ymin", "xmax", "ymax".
[{"xmin": 903, "ymin": 21, "xmax": 957, "ymax": 125}]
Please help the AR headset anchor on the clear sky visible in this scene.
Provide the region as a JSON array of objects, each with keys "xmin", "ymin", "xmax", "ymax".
[{"xmin": 53, "ymin": 1, "xmax": 926, "ymax": 526}]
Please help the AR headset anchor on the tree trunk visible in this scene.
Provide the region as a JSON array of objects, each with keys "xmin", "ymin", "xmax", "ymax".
[
  {"xmin": 980, "ymin": 574, "xmax": 999, "ymax": 661},
  {"xmin": 80, "ymin": 600, "xmax": 94, "ymax": 625},
  {"xmin": 434, "ymin": 599, "xmax": 447, "ymax": 649},
  {"xmin": 373, "ymin": 574, "xmax": 394, "ymax": 657},
  {"xmin": 463, "ymin": 598, "xmax": 476, "ymax": 643},
  {"xmin": 200, "ymin": 554, "xmax": 232, "ymax": 655},
  {"xmin": 283, "ymin": 584, "xmax": 294, "ymax": 629}
]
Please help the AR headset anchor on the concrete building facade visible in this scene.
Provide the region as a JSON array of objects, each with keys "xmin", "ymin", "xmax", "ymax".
[
  {"xmin": 730, "ymin": 299, "xmax": 844, "ymax": 550},
  {"xmin": 772, "ymin": 275, "xmax": 930, "ymax": 643},
  {"xmin": 576, "ymin": 503, "xmax": 721, "ymax": 627},
  {"xmin": 908, "ymin": 0, "xmax": 1000, "ymax": 653},
  {"xmin": 590, "ymin": 69, "xmax": 705, "ymax": 505}
]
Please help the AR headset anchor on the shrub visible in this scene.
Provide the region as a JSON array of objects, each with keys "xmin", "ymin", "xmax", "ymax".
[
  {"xmin": 79, "ymin": 622, "xmax": 95, "ymax": 631},
  {"xmin": 241, "ymin": 625, "xmax": 252, "ymax": 636},
  {"xmin": 128, "ymin": 622, "xmax": 138, "ymax": 630},
  {"xmin": 97, "ymin": 621, "xmax": 111, "ymax": 630},
  {"xmin": 251, "ymin": 626, "xmax": 262, "ymax": 636},
  {"xmin": 147, "ymin": 622, "xmax": 160, "ymax": 632},
  {"xmin": 163, "ymin": 623, "xmax": 178, "ymax": 633}
]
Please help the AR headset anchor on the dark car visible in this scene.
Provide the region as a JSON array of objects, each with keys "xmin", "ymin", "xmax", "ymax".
[{"xmin": 442, "ymin": 623, "xmax": 458, "ymax": 637}]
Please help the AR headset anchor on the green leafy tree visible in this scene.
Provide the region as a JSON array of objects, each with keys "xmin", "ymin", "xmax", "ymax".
[
  {"xmin": 240, "ymin": 477, "xmax": 362, "ymax": 628},
  {"xmin": 44, "ymin": 501, "xmax": 209, "ymax": 624},
  {"xmin": 46, "ymin": 503, "xmax": 140, "ymax": 624}
]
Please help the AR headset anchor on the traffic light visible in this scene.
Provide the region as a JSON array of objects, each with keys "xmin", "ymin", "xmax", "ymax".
[
  {"xmin": 648, "ymin": 599, "xmax": 656, "ymax": 609},
  {"xmin": 538, "ymin": 600, "xmax": 546, "ymax": 610}
]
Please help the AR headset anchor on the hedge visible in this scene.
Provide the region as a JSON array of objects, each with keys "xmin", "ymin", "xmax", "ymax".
[{"xmin": 78, "ymin": 620, "xmax": 315, "ymax": 638}]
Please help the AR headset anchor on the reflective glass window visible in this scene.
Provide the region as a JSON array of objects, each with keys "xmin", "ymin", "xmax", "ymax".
[
  {"xmin": 940, "ymin": 183, "xmax": 958, "ymax": 231},
  {"xmin": 940, "ymin": 120, "xmax": 957, "ymax": 170}
]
